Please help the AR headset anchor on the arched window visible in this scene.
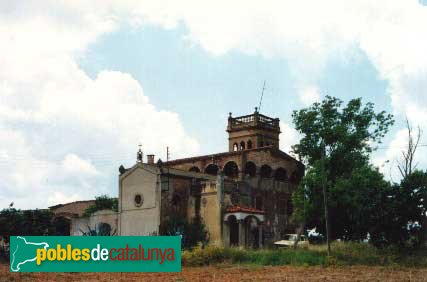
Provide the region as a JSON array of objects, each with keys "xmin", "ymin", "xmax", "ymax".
[
  {"xmin": 205, "ymin": 164, "xmax": 219, "ymax": 175},
  {"xmin": 247, "ymin": 140, "xmax": 253, "ymax": 149},
  {"xmin": 233, "ymin": 143, "xmax": 238, "ymax": 152},
  {"xmin": 223, "ymin": 161, "xmax": 239, "ymax": 178},
  {"xmin": 260, "ymin": 164, "xmax": 272, "ymax": 178},
  {"xmin": 189, "ymin": 166, "xmax": 200, "ymax": 173},
  {"xmin": 240, "ymin": 141, "xmax": 245, "ymax": 151},
  {"xmin": 244, "ymin": 161, "xmax": 256, "ymax": 177},
  {"xmin": 274, "ymin": 168, "xmax": 288, "ymax": 181}
]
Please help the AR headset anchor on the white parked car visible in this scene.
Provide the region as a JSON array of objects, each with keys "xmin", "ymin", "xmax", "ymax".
[{"xmin": 274, "ymin": 234, "xmax": 309, "ymax": 248}]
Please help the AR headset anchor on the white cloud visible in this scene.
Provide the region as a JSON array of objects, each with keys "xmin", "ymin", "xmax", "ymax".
[
  {"xmin": 62, "ymin": 154, "xmax": 100, "ymax": 177},
  {"xmin": 0, "ymin": 2, "xmax": 200, "ymax": 209},
  {"xmin": 299, "ymin": 86, "xmax": 321, "ymax": 106},
  {"xmin": 279, "ymin": 122, "xmax": 301, "ymax": 156}
]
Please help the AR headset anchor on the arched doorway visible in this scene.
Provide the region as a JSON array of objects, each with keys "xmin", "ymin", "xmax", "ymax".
[
  {"xmin": 244, "ymin": 161, "xmax": 256, "ymax": 177},
  {"xmin": 228, "ymin": 215, "xmax": 239, "ymax": 246},
  {"xmin": 223, "ymin": 161, "xmax": 239, "ymax": 179},
  {"xmin": 245, "ymin": 216, "xmax": 261, "ymax": 248}
]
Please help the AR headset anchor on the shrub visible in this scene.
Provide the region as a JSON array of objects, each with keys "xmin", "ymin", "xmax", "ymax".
[
  {"xmin": 160, "ymin": 216, "xmax": 209, "ymax": 249},
  {"xmin": 83, "ymin": 195, "xmax": 118, "ymax": 217}
]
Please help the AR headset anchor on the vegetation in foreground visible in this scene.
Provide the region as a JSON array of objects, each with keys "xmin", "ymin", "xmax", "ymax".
[{"xmin": 182, "ymin": 242, "xmax": 427, "ymax": 268}]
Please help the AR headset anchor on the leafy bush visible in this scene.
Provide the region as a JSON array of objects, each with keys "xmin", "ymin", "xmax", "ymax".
[
  {"xmin": 83, "ymin": 195, "xmax": 118, "ymax": 217},
  {"xmin": 80, "ymin": 223, "xmax": 116, "ymax": 236},
  {"xmin": 182, "ymin": 245, "xmax": 327, "ymax": 267},
  {"xmin": 160, "ymin": 216, "xmax": 208, "ymax": 249}
]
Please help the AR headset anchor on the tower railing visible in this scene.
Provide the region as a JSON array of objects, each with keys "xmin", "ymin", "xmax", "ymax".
[{"xmin": 228, "ymin": 113, "xmax": 279, "ymax": 131}]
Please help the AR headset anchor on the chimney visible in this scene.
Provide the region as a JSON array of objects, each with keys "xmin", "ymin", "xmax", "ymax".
[{"xmin": 147, "ymin": 154, "xmax": 155, "ymax": 165}]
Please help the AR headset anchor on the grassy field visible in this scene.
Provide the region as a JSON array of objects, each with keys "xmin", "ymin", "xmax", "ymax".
[{"xmin": 183, "ymin": 242, "xmax": 427, "ymax": 268}]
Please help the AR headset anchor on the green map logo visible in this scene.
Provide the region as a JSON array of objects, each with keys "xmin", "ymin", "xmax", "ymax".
[
  {"xmin": 9, "ymin": 236, "xmax": 181, "ymax": 272},
  {"xmin": 10, "ymin": 236, "xmax": 49, "ymax": 272}
]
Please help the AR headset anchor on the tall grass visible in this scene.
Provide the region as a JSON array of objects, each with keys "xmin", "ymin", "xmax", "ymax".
[{"xmin": 182, "ymin": 242, "xmax": 427, "ymax": 267}]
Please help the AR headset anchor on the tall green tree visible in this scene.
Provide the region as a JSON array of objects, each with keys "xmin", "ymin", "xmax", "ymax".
[{"xmin": 291, "ymin": 96, "xmax": 394, "ymax": 240}]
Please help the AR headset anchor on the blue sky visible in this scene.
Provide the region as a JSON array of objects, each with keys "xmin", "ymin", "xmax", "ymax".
[
  {"xmin": 1, "ymin": 1, "xmax": 426, "ymax": 209},
  {"xmin": 79, "ymin": 24, "xmax": 394, "ymax": 155}
]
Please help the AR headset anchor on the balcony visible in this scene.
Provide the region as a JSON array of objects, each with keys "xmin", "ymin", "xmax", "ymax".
[{"xmin": 227, "ymin": 111, "xmax": 280, "ymax": 132}]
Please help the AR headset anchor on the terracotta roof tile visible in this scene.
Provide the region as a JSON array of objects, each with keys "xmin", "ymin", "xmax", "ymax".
[
  {"xmin": 226, "ymin": 205, "xmax": 265, "ymax": 214},
  {"xmin": 49, "ymin": 200, "xmax": 96, "ymax": 217}
]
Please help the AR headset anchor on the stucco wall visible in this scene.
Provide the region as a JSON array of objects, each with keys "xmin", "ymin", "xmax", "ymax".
[
  {"xmin": 200, "ymin": 182, "xmax": 222, "ymax": 246},
  {"xmin": 119, "ymin": 166, "xmax": 161, "ymax": 236},
  {"xmin": 70, "ymin": 209, "xmax": 118, "ymax": 236}
]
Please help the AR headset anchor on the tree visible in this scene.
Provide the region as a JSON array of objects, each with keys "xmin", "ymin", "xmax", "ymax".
[
  {"xmin": 368, "ymin": 170, "xmax": 427, "ymax": 248},
  {"xmin": 159, "ymin": 215, "xmax": 209, "ymax": 249},
  {"xmin": 0, "ymin": 208, "xmax": 56, "ymax": 243},
  {"xmin": 397, "ymin": 119, "xmax": 423, "ymax": 178},
  {"xmin": 291, "ymin": 96, "xmax": 394, "ymax": 241},
  {"xmin": 292, "ymin": 96, "xmax": 394, "ymax": 172}
]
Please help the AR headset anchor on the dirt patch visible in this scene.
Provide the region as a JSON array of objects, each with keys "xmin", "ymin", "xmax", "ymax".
[{"xmin": 1, "ymin": 263, "xmax": 426, "ymax": 282}]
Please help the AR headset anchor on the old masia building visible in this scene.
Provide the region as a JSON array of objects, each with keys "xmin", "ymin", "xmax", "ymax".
[{"xmin": 68, "ymin": 109, "xmax": 304, "ymax": 248}]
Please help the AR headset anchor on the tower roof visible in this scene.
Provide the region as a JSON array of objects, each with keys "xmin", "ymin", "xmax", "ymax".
[{"xmin": 227, "ymin": 108, "xmax": 280, "ymax": 133}]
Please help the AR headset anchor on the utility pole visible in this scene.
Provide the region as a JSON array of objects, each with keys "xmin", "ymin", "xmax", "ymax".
[
  {"xmin": 167, "ymin": 146, "xmax": 170, "ymax": 191},
  {"xmin": 321, "ymin": 140, "xmax": 331, "ymax": 256}
]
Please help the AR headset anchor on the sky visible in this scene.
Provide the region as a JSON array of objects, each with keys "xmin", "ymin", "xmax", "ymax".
[{"xmin": 1, "ymin": 1, "xmax": 427, "ymax": 209}]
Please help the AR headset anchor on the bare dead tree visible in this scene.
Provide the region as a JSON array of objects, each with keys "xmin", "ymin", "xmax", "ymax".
[{"xmin": 397, "ymin": 118, "xmax": 423, "ymax": 178}]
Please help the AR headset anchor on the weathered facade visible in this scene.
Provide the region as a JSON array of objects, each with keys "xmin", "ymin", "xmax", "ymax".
[{"xmin": 69, "ymin": 109, "xmax": 304, "ymax": 247}]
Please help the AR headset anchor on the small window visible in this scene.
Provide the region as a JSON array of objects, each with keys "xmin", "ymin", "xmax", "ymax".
[
  {"xmin": 247, "ymin": 140, "xmax": 253, "ymax": 149},
  {"xmin": 240, "ymin": 141, "xmax": 245, "ymax": 151},
  {"xmin": 134, "ymin": 194, "xmax": 143, "ymax": 207},
  {"xmin": 233, "ymin": 143, "xmax": 238, "ymax": 151}
]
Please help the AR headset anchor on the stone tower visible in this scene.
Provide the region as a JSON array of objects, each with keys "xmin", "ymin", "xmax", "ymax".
[{"xmin": 226, "ymin": 108, "xmax": 281, "ymax": 152}]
